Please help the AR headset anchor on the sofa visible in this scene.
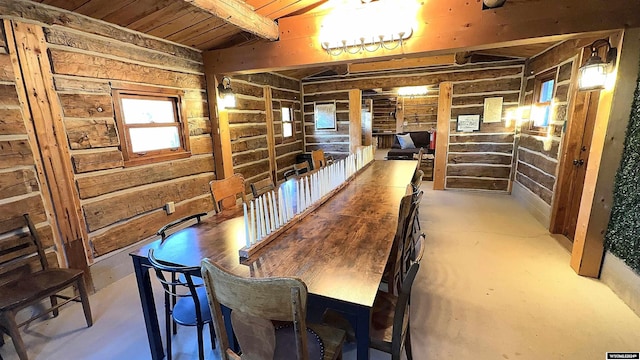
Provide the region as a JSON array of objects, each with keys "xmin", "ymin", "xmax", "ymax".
[{"xmin": 386, "ymin": 131, "xmax": 434, "ymax": 160}]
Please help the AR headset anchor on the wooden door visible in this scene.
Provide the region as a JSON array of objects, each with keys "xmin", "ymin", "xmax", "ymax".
[{"xmin": 550, "ymin": 74, "xmax": 600, "ymax": 241}]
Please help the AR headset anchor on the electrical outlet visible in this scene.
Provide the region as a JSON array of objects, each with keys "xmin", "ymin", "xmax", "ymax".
[{"xmin": 165, "ymin": 201, "xmax": 175, "ymax": 214}]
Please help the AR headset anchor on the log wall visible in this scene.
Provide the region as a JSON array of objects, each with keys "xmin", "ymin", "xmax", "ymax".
[
  {"xmin": 302, "ymin": 88, "xmax": 351, "ymax": 158},
  {"xmin": 302, "ymin": 61, "xmax": 524, "ymax": 190},
  {"xmin": 402, "ymin": 95, "xmax": 439, "ymax": 132},
  {"xmin": 0, "ymin": 19, "xmax": 58, "ymax": 268},
  {"xmin": 516, "ymin": 55, "xmax": 576, "ymax": 205},
  {"xmin": 446, "ymin": 64, "xmax": 524, "ymax": 191},
  {"xmin": 228, "ymin": 73, "xmax": 303, "ymax": 185},
  {"xmin": 1, "ymin": 2, "xmax": 215, "ymax": 258}
]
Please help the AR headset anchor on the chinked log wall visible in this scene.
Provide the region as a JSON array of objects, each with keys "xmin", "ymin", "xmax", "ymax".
[
  {"xmin": 0, "ymin": 20, "xmax": 58, "ymax": 269},
  {"xmin": 517, "ymin": 56, "xmax": 575, "ymax": 205},
  {"xmin": 402, "ymin": 95, "xmax": 439, "ymax": 132},
  {"xmin": 302, "ymin": 61, "xmax": 524, "ymax": 191},
  {"xmin": 227, "ymin": 73, "xmax": 303, "ymax": 186},
  {"xmin": 447, "ymin": 62, "xmax": 524, "ymax": 191},
  {"xmin": 1, "ymin": 1, "xmax": 215, "ymax": 259}
]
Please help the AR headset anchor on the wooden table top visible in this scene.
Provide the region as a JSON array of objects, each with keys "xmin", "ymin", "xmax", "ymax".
[{"xmin": 133, "ymin": 160, "xmax": 417, "ymax": 307}]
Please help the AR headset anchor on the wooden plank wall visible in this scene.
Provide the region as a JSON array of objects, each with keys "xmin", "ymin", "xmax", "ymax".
[
  {"xmin": 516, "ymin": 58, "xmax": 575, "ymax": 205},
  {"xmin": 228, "ymin": 73, "xmax": 303, "ymax": 185},
  {"xmin": 446, "ymin": 64, "xmax": 524, "ymax": 191},
  {"xmin": 1, "ymin": 3, "xmax": 215, "ymax": 259},
  {"xmin": 302, "ymin": 61, "xmax": 524, "ymax": 191},
  {"xmin": 0, "ymin": 19, "xmax": 58, "ymax": 268}
]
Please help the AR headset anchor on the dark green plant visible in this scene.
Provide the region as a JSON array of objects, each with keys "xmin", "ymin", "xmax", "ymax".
[{"xmin": 604, "ymin": 59, "xmax": 640, "ymax": 274}]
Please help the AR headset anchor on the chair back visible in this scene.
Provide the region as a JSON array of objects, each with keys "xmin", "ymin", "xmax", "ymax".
[
  {"xmin": 412, "ymin": 233, "xmax": 426, "ymax": 264},
  {"xmin": 148, "ymin": 249, "xmax": 205, "ymax": 319},
  {"xmin": 201, "ymin": 258, "xmax": 311, "ymax": 360},
  {"xmin": 0, "ymin": 214, "xmax": 48, "ymax": 287},
  {"xmin": 250, "ymin": 176, "xmax": 275, "ymax": 198},
  {"xmin": 391, "ymin": 262, "xmax": 420, "ymax": 359},
  {"xmin": 386, "ymin": 194, "xmax": 413, "ymax": 294},
  {"xmin": 209, "ymin": 174, "xmax": 248, "ymax": 213},
  {"xmin": 311, "ymin": 149, "xmax": 327, "ymax": 170},
  {"xmin": 294, "ymin": 162, "xmax": 310, "ymax": 175},
  {"xmin": 411, "ymin": 169, "xmax": 423, "ymax": 193},
  {"xmin": 156, "ymin": 213, "xmax": 207, "ymax": 240}
]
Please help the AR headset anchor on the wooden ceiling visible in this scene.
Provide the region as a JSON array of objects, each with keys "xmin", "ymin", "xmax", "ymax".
[
  {"xmin": 34, "ymin": 0, "xmax": 563, "ymax": 58},
  {"xmin": 32, "ymin": 0, "xmax": 634, "ymax": 77},
  {"xmin": 34, "ymin": 0, "xmax": 327, "ymax": 50}
]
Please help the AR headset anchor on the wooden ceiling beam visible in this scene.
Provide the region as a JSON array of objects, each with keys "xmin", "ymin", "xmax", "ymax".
[
  {"xmin": 184, "ymin": 0, "xmax": 279, "ymax": 40},
  {"xmin": 348, "ymin": 55, "xmax": 456, "ymax": 73},
  {"xmin": 203, "ymin": 0, "xmax": 640, "ymax": 74}
]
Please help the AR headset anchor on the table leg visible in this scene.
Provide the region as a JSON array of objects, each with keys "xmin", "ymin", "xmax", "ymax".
[
  {"xmin": 308, "ymin": 295, "xmax": 371, "ymax": 360},
  {"xmin": 354, "ymin": 305, "xmax": 371, "ymax": 360},
  {"xmin": 132, "ymin": 256, "xmax": 164, "ymax": 360}
]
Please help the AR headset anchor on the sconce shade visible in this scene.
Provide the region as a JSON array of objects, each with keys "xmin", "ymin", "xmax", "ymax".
[
  {"xmin": 578, "ymin": 39, "xmax": 617, "ymax": 91},
  {"xmin": 578, "ymin": 55, "xmax": 607, "ymax": 91},
  {"xmin": 218, "ymin": 77, "xmax": 236, "ymax": 109}
]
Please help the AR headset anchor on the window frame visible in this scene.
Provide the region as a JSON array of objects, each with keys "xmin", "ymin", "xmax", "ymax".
[
  {"xmin": 281, "ymin": 104, "xmax": 295, "ymax": 143},
  {"xmin": 112, "ymin": 84, "xmax": 191, "ymax": 167},
  {"xmin": 529, "ymin": 69, "xmax": 556, "ymax": 133}
]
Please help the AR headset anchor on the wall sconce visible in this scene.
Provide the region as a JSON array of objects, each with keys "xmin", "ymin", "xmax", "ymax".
[
  {"xmin": 217, "ymin": 76, "xmax": 236, "ymax": 109},
  {"xmin": 578, "ymin": 39, "xmax": 617, "ymax": 91},
  {"xmin": 482, "ymin": 0, "xmax": 507, "ymax": 9}
]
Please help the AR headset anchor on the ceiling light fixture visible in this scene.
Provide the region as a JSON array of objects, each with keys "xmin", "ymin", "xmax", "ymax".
[
  {"xmin": 217, "ymin": 76, "xmax": 236, "ymax": 109},
  {"xmin": 578, "ymin": 39, "xmax": 617, "ymax": 91},
  {"xmin": 398, "ymin": 86, "xmax": 428, "ymax": 97},
  {"xmin": 319, "ymin": 0, "xmax": 416, "ymax": 57}
]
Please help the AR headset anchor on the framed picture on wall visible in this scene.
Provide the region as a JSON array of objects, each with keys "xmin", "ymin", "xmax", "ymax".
[
  {"xmin": 314, "ymin": 101, "xmax": 337, "ymax": 130},
  {"xmin": 456, "ymin": 114, "xmax": 481, "ymax": 132}
]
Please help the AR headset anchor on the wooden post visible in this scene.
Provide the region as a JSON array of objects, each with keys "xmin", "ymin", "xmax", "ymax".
[
  {"xmin": 6, "ymin": 21, "xmax": 91, "ymax": 286},
  {"xmin": 264, "ymin": 87, "xmax": 277, "ymax": 180},
  {"xmin": 208, "ymin": 75, "xmax": 234, "ymax": 180},
  {"xmin": 396, "ymin": 97, "xmax": 405, "ymax": 133},
  {"xmin": 434, "ymin": 82, "xmax": 451, "ymax": 190},
  {"xmin": 571, "ymin": 29, "xmax": 640, "ymax": 277},
  {"xmin": 349, "ymin": 89, "xmax": 362, "ymax": 153}
]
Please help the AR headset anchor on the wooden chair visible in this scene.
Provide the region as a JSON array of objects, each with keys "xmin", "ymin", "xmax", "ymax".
[
  {"xmin": 250, "ymin": 176, "xmax": 275, "ymax": 198},
  {"xmin": 209, "ymin": 174, "xmax": 248, "ymax": 213},
  {"xmin": 0, "ymin": 214, "xmax": 92, "ymax": 360},
  {"xmin": 284, "ymin": 162, "xmax": 310, "ymax": 180},
  {"xmin": 311, "ymin": 149, "xmax": 327, "ymax": 170},
  {"xmin": 323, "ymin": 263, "xmax": 421, "ymax": 360},
  {"xmin": 402, "ymin": 192, "xmax": 423, "ymax": 283},
  {"xmin": 382, "ymin": 194, "xmax": 414, "ymax": 295},
  {"xmin": 148, "ymin": 249, "xmax": 215, "ymax": 360},
  {"xmin": 201, "ymin": 258, "xmax": 346, "ymax": 360},
  {"xmin": 157, "ymin": 212, "xmax": 207, "ymax": 240},
  {"xmin": 156, "ymin": 213, "xmax": 208, "ymax": 332}
]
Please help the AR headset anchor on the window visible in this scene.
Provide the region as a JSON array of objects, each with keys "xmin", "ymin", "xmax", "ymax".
[
  {"xmin": 282, "ymin": 106, "xmax": 294, "ymax": 138},
  {"xmin": 531, "ymin": 71, "xmax": 555, "ymax": 128},
  {"xmin": 113, "ymin": 86, "xmax": 190, "ymax": 166}
]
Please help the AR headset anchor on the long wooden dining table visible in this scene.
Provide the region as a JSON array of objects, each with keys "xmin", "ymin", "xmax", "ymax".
[{"xmin": 130, "ymin": 160, "xmax": 417, "ymax": 360}]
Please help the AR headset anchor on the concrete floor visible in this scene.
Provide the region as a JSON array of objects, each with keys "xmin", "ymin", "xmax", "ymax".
[{"xmin": 2, "ymin": 183, "xmax": 640, "ymax": 360}]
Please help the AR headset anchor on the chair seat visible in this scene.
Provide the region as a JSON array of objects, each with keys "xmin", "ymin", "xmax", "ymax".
[
  {"xmin": 370, "ymin": 290, "xmax": 397, "ymax": 346},
  {"xmin": 274, "ymin": 324, "xmax": 324, "ymax": 360},
  {"xmin": 172, "ymin": 287, "xmax": 212, "ymax": 326},
  {"xmin": 0, "ymin": 268, "xmax": 83, "ymax": 311}
]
